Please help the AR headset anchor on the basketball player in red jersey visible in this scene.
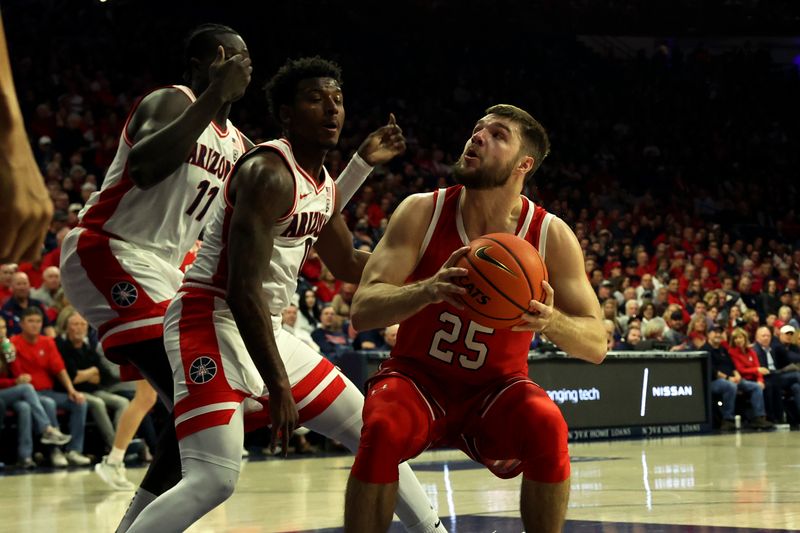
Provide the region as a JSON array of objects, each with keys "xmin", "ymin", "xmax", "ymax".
[
  {"xmin": 126, "ymin": 57, "xmax": 446, "ymax": 533},
  {"xmin": 344, "ymin": 105, "xmax": 608, "ymax": 532}
]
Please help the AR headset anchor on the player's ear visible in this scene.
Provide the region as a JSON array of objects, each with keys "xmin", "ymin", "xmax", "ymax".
[{"xmin": 518, "ymin": 155, "xmax": 534, "ymax": 175}]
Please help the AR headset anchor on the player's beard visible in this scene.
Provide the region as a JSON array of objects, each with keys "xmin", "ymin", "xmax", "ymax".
[{"xmin": 452, "ymin": 157, "xmax": 516, "ymax": 190}]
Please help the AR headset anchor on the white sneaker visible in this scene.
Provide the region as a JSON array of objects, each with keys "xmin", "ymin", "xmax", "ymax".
[
  {"xmin": 241, "ymin": 447, "xmax": 250, "ymax": 458},
  {"xmin": 50, "ymin": 449, "xmax": 68, "ymax": 468},
  {"xmin": 41, "ymin": 427, "xmax": 72, "ymax": 446},
  {"xmin": 65, "ymin": 450, "xmax": 92, "ymax": 466},
  {"xmin": 95, "ymin": 456, "xmax": 135, "ymax": 490}
]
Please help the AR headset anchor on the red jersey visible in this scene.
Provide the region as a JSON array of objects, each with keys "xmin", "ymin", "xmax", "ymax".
[
  {"xmin": 388, "ymin": 185, "xmax": 555, "ymax": 387},
  {"xmin": 9, "ymin": 334, "xmax": 65, "ymax": 390}
]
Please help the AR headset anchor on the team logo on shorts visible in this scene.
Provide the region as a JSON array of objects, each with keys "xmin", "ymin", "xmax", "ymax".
[
  {"xmin": 110, "ymin": 282, "xmax": 138, "ymax": 307},
  {"xmin": 189, "ymin": 356, "xmax": 217, "ymax": 384}
]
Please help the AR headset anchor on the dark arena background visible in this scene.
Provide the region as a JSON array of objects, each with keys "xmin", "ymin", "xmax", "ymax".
[{"xmin": 1, "ymin": 1, "xmax": 799, "ymax": 531}]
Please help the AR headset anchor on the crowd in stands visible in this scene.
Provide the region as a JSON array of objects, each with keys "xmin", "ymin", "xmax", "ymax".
[{"xmin": 2, "ymin": 2, "xmax": 799, "ymax": 466}]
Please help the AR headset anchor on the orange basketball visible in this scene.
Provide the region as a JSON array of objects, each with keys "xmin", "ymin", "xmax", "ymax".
[{"xmin": 453, "ymin": 232, "xmax": 548, "ymax": 329}]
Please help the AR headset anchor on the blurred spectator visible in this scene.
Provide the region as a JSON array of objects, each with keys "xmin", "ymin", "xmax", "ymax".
[
  {"xmin": 299, "ymin": 247, "xmax": 322, "ymax": 286},
  {"xmin": 297, "ymin": 288, "xmax": 322, "ymax": 334},
  {"xmin": 30, "ymin": 266, "xmax": 61, "ymax": 308},
  {"xmin": 636, "ymin": 317, "xmax": 671, "ymax": 351},
  {"xmin": 0, "ymin": 263, "xmax": 17, "ymax": 304},
  {"xmin": 706, "ymin": 326, "xmax": 773, "ymax": 430},
  {"xmin": 778, "ymin": 325, "xmax": 800, "ymax": 364},
  {"xmin": 9, "ymin": 307, "xmax": 90, "ymax": 467},
  {"xmin": 330, "ymin": 282, "xmax": 357, "ymax": 328},
  {"xmin": 80, "ymin": 182, "xmax": 97, "ymax": 204},
  {"xmin": 281, "ymin": 304, "xmax": 319, "ymax": 352},
  {"xmin": 56, "ymin": 311, "xmax": 129, "ymax": 451},
  {"xmin": 41, "ymin": 227, "xmax": 70, "ymax": 271},
  {"xmin": 663, "ymin": 309, "xmax": 687, "ymax": 347},
  {"xmin": 615, "ymin": 326, "xmax": 642, "ymax": 351},
  {"xmin": 760, "ymin": 279, "xmax": 781, "ymax": 319},
  {"xmin": 618, "ymin": 299, "xmax": 640, "ymax": 333},
  {"xmin": 752, "ymin": 326, "xmax": 800, "ymax": 423},
  {"xmin": 2, "ymin": 272, "xmax": 55, "ymax": 337},
  {"xmin": 635, "ymin": 273, "xmax": 660, "ymax": 304},
  {"xmin": 638, "ymin": 302, "xmax": 656, "ymax": 325},
  {"xmin": 0, "ymin": 315, "xmax": 72, "ymax": 468},
  {"xmin": 314, "ymin": 265, "xmax": 342, "ymax": 303},
  {"xmin": 376, "ymin": 324, "xmax": 399, "ymax": 351},
  {"xmin": 311, "ymin": 305, "xmax": 351, "ymax": 361}
]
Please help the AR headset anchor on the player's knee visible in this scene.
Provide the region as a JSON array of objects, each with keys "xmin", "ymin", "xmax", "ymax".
[
  {"xmin": 351, "ymin": 411, "xmax": 408, "ymax": 484},
  {"xmin": 360, "ymin": 409, "xmax": 407, "ymax": 457},
  {"xmin": 190, "ymin": 465, "xmax": 238, "ymax": 507},
  {"xmin": 519, "ymin": 397, "xmax": 570, "ymax": 483}
]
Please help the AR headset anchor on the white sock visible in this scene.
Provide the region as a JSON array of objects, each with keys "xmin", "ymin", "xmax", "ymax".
[
  {"xmin": 108, "ymin": 446, "xmax": 126, "ymax": 465},
  {"xmin": 302, "ymin": 376, "xmax": 446, "ymax": 532},
  {"xmin": 115, "ymin": 488, "xmax": 156, "ymax": 533},
  {"xmin": 397, "ymin": 462, "xmax": 447, "ymax": 533}
]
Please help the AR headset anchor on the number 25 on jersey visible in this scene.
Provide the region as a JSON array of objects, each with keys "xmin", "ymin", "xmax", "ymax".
[{"xmin": 429, "ymin": 311, "xmax": 493, "ymax": 370}]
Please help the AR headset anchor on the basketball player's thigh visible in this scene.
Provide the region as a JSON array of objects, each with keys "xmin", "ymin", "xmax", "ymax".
[
  {"xmin": 61, "ymin": 229, "xmax": 181, "ymax": 330},
  {"xmin": 467, "ymin": 380, "xmax": 569, "ymax": 472},
  {"xmin": 165, "ymin": 292, "xmax": 263, "ymax": 415}
]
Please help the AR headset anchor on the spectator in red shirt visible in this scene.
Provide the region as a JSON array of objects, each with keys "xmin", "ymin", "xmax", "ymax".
[
  {"xmin": 9, "ymin": 307, "xmax": 90, "ymax": 467},
  {"xmin": 727, "ymin": 328, "xmax": 764, "ymax": 384},
  {"xmin": 0, "ymin": 315, "xmax": 71, "ymax": 468},
  {"xmin": 40, "ymin": 227, "xmax": 70, "ymax": 271},
  {"xmin": 0, "ymin": 263, "xmax": 17, "ymax": 305},
  {"xmin": 314, "ymin": 265, "xmax": 342, "ymax": 303},
  {"xmin": 666, "ymin": 278, "xmax": 686, "ymax": 308}
]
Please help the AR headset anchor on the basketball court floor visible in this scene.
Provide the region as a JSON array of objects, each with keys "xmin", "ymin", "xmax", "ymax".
[{"xmin": 1, "ymin": 430, "xmax": 797, "ymax": 532}]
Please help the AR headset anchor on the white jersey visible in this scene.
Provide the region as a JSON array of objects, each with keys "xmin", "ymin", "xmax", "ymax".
[
  {"xmin": 183, "ymin": 138, "xmax": 336, "ymax": 317},
  {"xmin": 77, "ymin": 84, "xmax": 246, "ymax": 266}
]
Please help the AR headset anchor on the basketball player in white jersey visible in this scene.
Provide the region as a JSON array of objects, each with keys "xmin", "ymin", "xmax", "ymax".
[
  {"xmin": 61, "ymin": 26, "xmax": 408, "ymax": 530},
  {"xmin": 126, "ymin": 57, "xmax": 446, "ymax": 533},
  {"xmin": 58, "ymin": 23, "xmax": 254, "ymax": 528}
]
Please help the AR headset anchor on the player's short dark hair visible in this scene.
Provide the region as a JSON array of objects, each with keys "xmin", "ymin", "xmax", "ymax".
[
  {"xmin": 183, "ymin": 23, "xmax": 239, "ymax": 82},
  {"xmin": 21, "ymin": 306, "xmax": 43, "ymax": 320},
  {"xmin": 485, "ymin": 104, "xmax": 550, "ymax": 180},
  {"xmin": 264, "ymin": 56, "xmax": 343, "ymax": 125}
]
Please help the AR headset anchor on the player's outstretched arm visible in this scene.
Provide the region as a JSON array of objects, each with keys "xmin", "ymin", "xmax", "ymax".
[
  {"xmin": 514, "ymin": 217, "xmax": 607, "ymax": 363},
  {"xmin": 225, "ymin": 153, "xmax": 298, "ymax": 453},
  {"xmin": 335, "ymin": 113, "xmax": 405, "ymax": 207},
  {"xmin": 0, "ymin": 14, "xmax": 53, "ymax": 262},
  {"xmin": 350, "ymin": 194, "xmax": 469, "ymax": 331},
  {"xmin": 314, "ymin": 197, "xmax": 369, "ymax": 284},
  {"xmin": 128, "ymin": 46, "xmax": 251, "ymax": 189}
]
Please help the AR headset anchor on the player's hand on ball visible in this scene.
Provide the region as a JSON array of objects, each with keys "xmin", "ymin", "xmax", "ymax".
[
  {"xmin": 208, "ymin": 45, "xmax": 252, "ymax": 103},
  {"xmin": 512, "ymin": 280, "xmax": 555, "ymax": 332},
  {"xmin": 269, "ymin": 383, "xmax": 298, "ymax": 457},
  {"xmin": 357, "ymin": 113, "xmax": 406, "ymax": 166},
  {"xmin": 424, "ymin": 246, "xmax": 470, "ymax": 309}
]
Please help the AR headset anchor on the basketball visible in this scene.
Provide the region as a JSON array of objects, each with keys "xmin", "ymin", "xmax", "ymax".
[{"xmin": 453, "ymin": 232, "xmax": 548, "ymax": 329}]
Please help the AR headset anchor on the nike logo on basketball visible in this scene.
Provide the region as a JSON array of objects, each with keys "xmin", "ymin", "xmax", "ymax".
[
  {"xmin": 475, "ymin": 245, "xmax": 516, "ymax": 276},
  {"xmin": 299, "ymin": 192, "xmax": 311, "ymax": 200}
]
